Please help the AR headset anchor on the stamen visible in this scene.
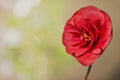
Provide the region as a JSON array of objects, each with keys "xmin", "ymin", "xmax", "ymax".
[{"xmin": 83, "ymin": 33, "xmax": 91, "ymax": 41}]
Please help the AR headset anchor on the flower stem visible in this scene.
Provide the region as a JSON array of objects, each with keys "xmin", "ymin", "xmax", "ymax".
[{"xmin": 84, "ymin": 65, "xmax": 92, "ymax": 80}]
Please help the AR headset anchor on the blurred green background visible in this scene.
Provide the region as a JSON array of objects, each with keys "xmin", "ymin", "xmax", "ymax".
[{"xmin": 0, "ymin": 0, "xmax": 120, "ymax": 80}]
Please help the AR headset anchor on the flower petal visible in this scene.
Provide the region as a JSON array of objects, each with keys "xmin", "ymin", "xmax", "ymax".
[
  {"xmin": 76, "ymin": 52, "xmax": 100, "ymax": 66},
  {"xmin": 62, "ymin": 32, "xmax": 73, "ymax": 46}
]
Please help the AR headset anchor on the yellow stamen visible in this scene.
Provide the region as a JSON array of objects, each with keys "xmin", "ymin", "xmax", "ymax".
[{"xmin": 83, "ymin": 33, "xmax": 91, "ymax": 41}]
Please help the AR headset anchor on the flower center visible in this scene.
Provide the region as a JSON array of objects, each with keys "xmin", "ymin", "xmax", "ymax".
[
  {"xmin": 80, "ymin": 32, "xmax": 91, "ymax": 42},
  {"xmin": 83, "ymin": 33, "xmax": 91, "ymax": 41}
]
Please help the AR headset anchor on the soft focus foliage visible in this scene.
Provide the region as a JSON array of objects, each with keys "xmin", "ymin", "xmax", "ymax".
[{"xmin": 0, "ymin": 0, "xmax": 75, "ymax": 80}]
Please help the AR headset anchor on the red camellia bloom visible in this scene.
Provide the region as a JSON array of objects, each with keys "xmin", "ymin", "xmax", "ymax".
[{"xmin": 62, "ymin": 6, "xmax": 113, "ymax": 66}]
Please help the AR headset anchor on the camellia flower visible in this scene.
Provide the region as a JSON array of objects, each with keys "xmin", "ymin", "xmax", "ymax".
[{"xmin": 62, "ymin": 6, "xmax": 113, "ymax": 66}]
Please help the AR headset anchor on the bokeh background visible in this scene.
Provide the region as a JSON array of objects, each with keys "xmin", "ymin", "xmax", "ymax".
[{"xmin": 0, "ymin": 0, "xmax": 120, "ymax": 80}]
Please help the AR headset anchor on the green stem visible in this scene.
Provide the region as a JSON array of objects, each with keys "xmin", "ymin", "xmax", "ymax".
[{"xmin": 84, "ymin": 65, "xmax": 92, "ymax": 80}]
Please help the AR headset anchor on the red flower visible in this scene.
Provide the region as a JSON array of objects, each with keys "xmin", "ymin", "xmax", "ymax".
[{"xmin": 62, "ymin": 6, "xmax": 113, "ymax": 66}]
